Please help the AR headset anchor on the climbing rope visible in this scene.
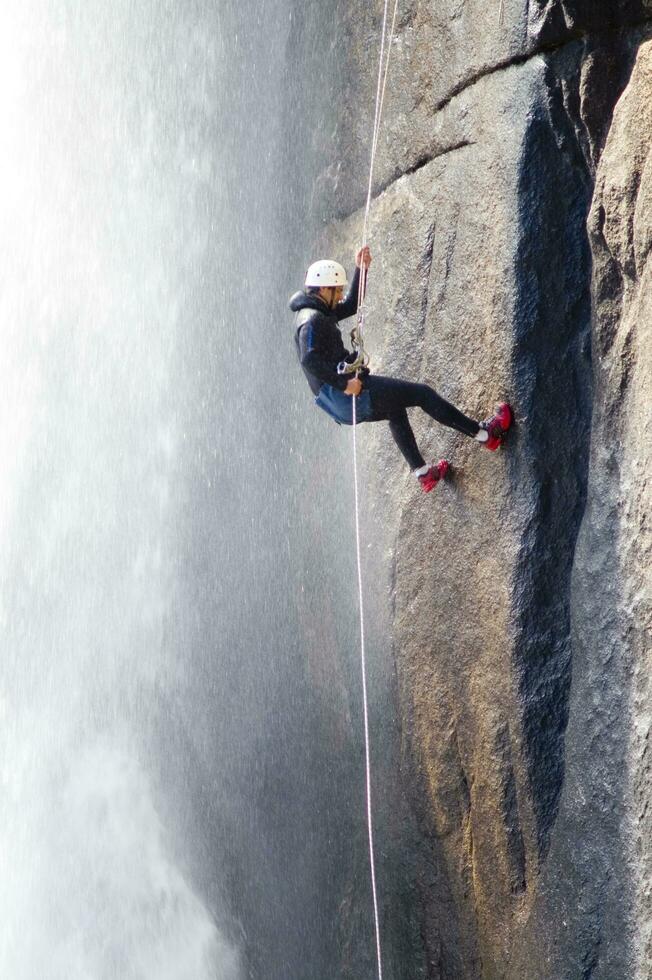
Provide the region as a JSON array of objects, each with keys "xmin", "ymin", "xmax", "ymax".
[
  {"xmin": 349, "ymin": 2, "xmax": 400, "ymax": 978},
  {"xmin": 355, "ymin": 0, "xmax": 400, "ymax": 354},
  {"xmin": 351, "ymin": 388, "xmax": 383, "ymax": 979},
  {"xmin": 339, "ymin": 0, "xmax": 400, "ymax": 377}
]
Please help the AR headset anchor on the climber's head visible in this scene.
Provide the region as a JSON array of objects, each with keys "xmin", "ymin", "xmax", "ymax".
[{"xmin": 305, "ymin": 259, "xmax": 347, "ymax": 309}]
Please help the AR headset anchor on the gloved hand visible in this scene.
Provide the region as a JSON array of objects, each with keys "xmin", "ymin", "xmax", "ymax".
[
  {"xmin": 355, "ymin": 246, "xmax": 372, "ymax": 270},
  {"xmin": 344, "ymin": 377, "xmax": 363, "ymax": 396}
]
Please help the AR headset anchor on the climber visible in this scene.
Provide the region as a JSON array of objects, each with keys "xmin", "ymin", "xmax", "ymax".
[{"xmin": 289, "ymin": 246, "xmax": 513, "ymax": 492}]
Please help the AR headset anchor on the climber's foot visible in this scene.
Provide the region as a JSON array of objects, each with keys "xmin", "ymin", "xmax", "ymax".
[
  {"xmin": 418, "ymin": 459, "xmax": 450, "ymax": 493},
  {"xmin": 479, "ymin": 403, "xmax": 513, "ymax": 451}
]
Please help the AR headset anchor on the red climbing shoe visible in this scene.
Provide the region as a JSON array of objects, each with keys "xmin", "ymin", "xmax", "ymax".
[
  {"xmin": 479, "ymin": 403, "xmax": 513, "ymax": 451},
  {"xmin": 418, "ymin": 459, "xmax": 450, "ymax": 493}
]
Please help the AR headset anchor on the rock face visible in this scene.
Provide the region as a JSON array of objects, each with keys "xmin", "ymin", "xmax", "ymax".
[
  {"xmin": 505, "ymin": 39, "xmax": 652, "ymax": 980},
  {"xmin": 593, "ymin": 55, "xmax": 652, "ymax": 980},
  {"xmin": 289, "ymin": 3, "xmax": 651, "ymax": 977}
]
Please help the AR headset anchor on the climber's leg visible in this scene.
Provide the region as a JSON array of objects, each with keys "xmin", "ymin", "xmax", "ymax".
[
  {"xmin": 387, "ymin": 408, "xmax": 425, "ymax": 469},
  {"xmin": 366, "ymin": 375, "xmax": 479, "ymax": 437}
]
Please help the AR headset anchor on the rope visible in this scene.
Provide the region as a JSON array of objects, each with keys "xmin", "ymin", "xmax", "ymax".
[
  {"xmin": 350, "ymin": 3, "xmax": 399, "ymax": 978},
  {"xmin": 351, "ymin": 391, "xmax": 383, "ymax": 980},
  {"xmin": 350, "ymin": 0, "xmax": 400, "ymax": 372}
]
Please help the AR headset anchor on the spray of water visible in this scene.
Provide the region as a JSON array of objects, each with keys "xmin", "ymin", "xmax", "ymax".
[
  {"xmin": 0, "ymin": 2, "xmax": 243, "ymax": 976},
  {"xmin": 0, "ymin": 0, "xmax": 400, "ymax": 975}
]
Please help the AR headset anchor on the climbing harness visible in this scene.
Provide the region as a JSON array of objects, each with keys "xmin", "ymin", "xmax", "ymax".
[{"xmin": 349, "ymin": 1, "xmax": 400, "ymax": 978}]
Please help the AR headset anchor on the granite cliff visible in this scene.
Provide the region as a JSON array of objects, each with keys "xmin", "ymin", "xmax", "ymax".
[{"xmin": 288, "ymin": 2, "xmax": 651, "ymax": 977}]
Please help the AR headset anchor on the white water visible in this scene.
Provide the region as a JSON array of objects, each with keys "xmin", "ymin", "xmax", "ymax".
[
  {"xmin": 0, "ymin": 3, "xmax": 242, "ymax": 976},
  {"xmin": 0, "ymin": 0, "xmax": 387, "ymax": 974}
]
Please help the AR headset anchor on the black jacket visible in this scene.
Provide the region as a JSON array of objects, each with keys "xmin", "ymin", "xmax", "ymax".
[{"xmin": 289, "ymin": 267, "xmax": 364, "ymax": 395}]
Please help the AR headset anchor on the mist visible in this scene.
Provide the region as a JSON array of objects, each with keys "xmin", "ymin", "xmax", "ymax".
[{"xmin": 0, "ymin": 2, "xmax": 373, "ymax": 977}]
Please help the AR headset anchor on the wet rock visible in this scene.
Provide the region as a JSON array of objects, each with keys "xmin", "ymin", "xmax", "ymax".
[
  {"xmin": 506, "ymin": 38, "xmax": 652, "ymax": 980},
  {"xmin": 308, "ymin": 0, "xmax": 652, "ymax": 218},
  {"xmin": 292, "ymin": 4, "xmax": 652, "ymax": 977},
  {"xmin": 389, "ymin": 53, "xmax": 589, "ymax": 979}
]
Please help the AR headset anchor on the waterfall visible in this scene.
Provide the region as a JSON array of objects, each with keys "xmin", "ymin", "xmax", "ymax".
[{"xmin": 0, "ymin": 0, "xmax": 383, "ymax": 976}]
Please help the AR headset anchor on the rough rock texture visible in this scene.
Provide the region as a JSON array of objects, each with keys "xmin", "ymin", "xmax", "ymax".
[
  {"xmin": 313, "ymin": 0, "xmax": 652, "ymax": 219},
  {"xmin": 594, "ymin": 49, "xmax": 652, "ymax": 977},
  {"xmin": 291, "ymin": 2, "xmax": 652, "ymax": 977},
  {"xmin": 506, "ymin": 40, "xmax": 652, "ymax": 980}
]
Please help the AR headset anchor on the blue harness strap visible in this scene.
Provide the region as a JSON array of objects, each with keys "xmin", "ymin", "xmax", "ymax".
[{"xmin": 315, "ymin": 384, "xmax": 374, "ymax": 426}]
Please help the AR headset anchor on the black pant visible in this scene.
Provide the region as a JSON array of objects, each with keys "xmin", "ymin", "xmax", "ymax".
[{"xmin": 364, "ymin": 375, "xmax": 479, "ymax": 469}]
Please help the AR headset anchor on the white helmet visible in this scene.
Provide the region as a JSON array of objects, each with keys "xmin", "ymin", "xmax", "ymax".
[{"xmin": 305, "ymin": 259, "xmax": 348, "ymax": 289}]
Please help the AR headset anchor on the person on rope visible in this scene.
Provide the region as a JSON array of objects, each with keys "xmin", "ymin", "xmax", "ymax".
[{"xmin": 289, "ymin": 246, "xmax": 513, "ymax": 492}]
